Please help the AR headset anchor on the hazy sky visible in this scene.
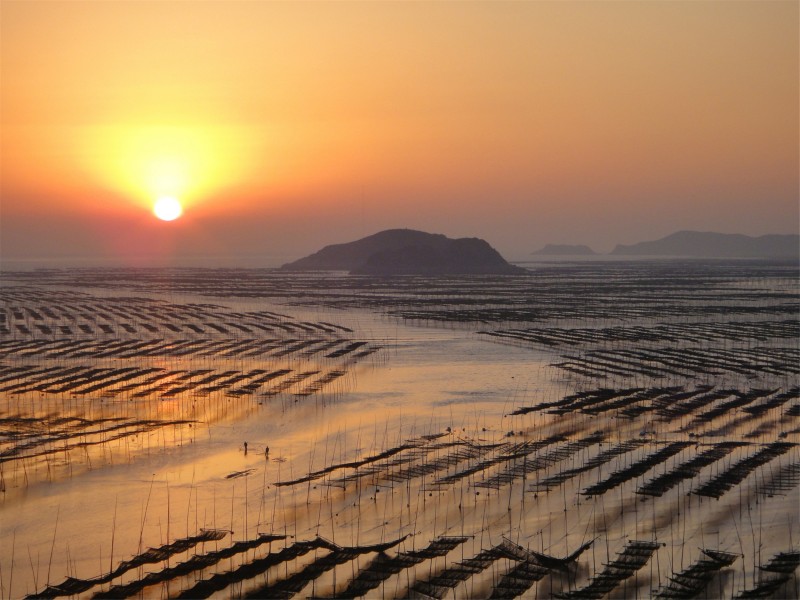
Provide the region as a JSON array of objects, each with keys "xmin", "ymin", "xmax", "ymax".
[{"xmin": 1, "ymin": 0, "xmax": 797, "ymax": 265}]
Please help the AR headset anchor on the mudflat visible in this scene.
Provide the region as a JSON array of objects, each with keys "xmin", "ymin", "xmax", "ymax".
[{"xmin": 1, "ymin": 260, "xmax": 798, "ymax": 599}]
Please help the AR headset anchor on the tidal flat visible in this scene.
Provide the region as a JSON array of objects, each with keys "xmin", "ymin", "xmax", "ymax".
[{"xmin": 1, "ymin": 260, "xmax": 798, "ymax": 599}]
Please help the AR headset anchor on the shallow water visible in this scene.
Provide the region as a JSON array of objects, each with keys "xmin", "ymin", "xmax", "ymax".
[{"xmin": 1, "ymin": 263, "xmax": 798, "ymax": 599}]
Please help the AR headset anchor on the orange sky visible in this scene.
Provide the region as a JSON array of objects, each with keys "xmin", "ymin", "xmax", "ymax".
[{"xmin": 1, "ymin": 1, "xmax": 797, "ymax": 265}]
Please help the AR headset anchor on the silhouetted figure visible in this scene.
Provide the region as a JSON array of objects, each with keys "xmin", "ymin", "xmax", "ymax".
[
  {"xmin": 265, "ymin": 446, "xmax": 269, "ymax": 457},
  {"xmin": 243, "ymin": 441, "xmax": 248, "ymax": 455}
]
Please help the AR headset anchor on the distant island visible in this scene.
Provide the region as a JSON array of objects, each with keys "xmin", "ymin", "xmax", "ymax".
[
  {"xmin": 611, "ymin": 231, "xmax": 799, "ymax": 258},
  {"xmin": 532, "ymin": 244, "xmax": 596, "ymax": 256},
  {"xmin": 281, "ymin": 229, "xmax": 527, "ymax": 275}
]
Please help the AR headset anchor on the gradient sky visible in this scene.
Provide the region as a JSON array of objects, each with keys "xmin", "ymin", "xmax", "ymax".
[{"xmin": 1, "ymin": 0, "xmax": 798, "ymax": 266}]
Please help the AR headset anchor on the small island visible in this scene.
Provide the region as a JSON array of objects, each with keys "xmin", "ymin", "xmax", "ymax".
[
  {"xmin": 281, "ymin": 229, "xmax": 527, "ymax": 275},
  {"xmin": 532, "ymin": 244, "xmax": 597, "ymax": 256}
]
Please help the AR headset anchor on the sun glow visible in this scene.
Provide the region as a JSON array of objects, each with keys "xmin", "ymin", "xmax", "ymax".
[
  {"xmin": 153, "ymin": 196, "xmax": 183, "ymax": 221},
  {"xmin": 85, "ymin": 124, "xmax": 250, "ymax": 215}
]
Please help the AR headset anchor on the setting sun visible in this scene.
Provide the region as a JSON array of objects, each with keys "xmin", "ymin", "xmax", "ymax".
[{"xmin": 153, "ymin": 196, "xmax": 183, "ymax": 221}]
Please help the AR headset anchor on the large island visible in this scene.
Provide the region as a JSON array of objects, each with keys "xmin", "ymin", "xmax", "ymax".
[{"xmin": 281, "ymin": 229, "xmax": 527, "ymax": 275}]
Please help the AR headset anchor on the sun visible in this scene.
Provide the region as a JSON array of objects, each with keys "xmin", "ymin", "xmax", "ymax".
[{"xmin": 153, "ymin": 196, "xmax": 183, "ymax": 221}]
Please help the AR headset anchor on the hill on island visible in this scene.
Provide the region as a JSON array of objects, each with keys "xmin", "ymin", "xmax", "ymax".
[
  {"xmin": 533, "ymin": 244, "xmax": 596, "ymax": 256},
  {"xmin": 611, "ymin": 231, "xmax": 800, "ymax": 258},
  {"xmin": 281, "ymin": 229, "xmax": 527, "ymax": 275}
]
